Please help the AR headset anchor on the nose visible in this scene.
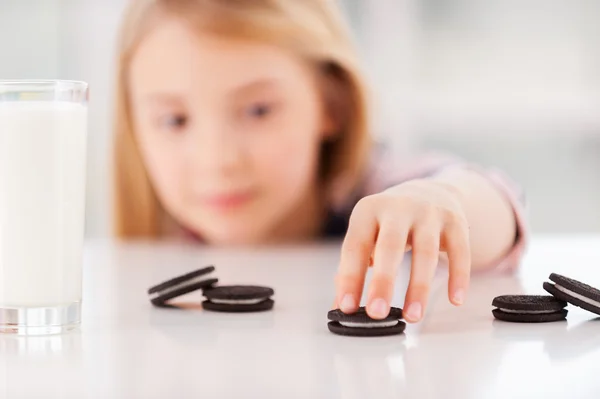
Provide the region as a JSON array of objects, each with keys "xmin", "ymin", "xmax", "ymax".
[{"xmin": 185, "ymin": 123, "xmax": 245, "ymax": 175}]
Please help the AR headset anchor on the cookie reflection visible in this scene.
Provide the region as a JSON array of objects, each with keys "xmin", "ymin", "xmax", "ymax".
[
  {"xmin": 543, "ymin": 318, "xmax": 600, "ymax": 361},
  {"xmin": 332, "ymin": 337, "xmax": 407, "ymax": 399}
]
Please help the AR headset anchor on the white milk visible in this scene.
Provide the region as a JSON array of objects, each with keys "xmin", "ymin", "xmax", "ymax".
[{"xmin": 0, "ymin": 101, "xmax": 87, "ymax": 307}]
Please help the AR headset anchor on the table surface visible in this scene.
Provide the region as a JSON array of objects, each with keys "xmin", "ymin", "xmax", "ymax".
[{"xmin": 2, "ymin": 235, "xmax": 600, "ymax": 399}]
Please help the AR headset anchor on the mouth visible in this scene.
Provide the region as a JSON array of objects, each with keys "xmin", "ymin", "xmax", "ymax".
[{"xmin": 199, "ymin": 189, "xmax": 256, "ymax": 211}]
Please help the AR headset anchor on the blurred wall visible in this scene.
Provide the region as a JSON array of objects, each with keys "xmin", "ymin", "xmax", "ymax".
[
  {"xmin": 1, "ymin": 0, "xmax": 600, "ymax": 236},
  {"xmin": 0, "ymin": 1, "xmax": 60, "ymax": 78}
]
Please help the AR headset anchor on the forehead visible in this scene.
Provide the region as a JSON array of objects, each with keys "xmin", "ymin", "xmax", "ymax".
[{"xmin": 128, "ymin": 18, "xmax": 313, "ymax": 96}]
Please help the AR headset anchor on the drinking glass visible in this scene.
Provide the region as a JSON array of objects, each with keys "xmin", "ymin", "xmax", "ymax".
[{"xmin": 0, "ymin": 80, "xmax": 88, "ymax": 335}]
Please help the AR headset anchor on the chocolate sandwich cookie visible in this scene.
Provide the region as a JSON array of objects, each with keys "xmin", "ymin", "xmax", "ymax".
[
  {"xmin": 491, "ymin": 295, "xmax": 567, "ymax": 323},
  {"xmin": 202, "ymin": 285, "xmax": 275, "ymax": 312},
  {"xmin": 327, "ymin": 307, "xmax": 406, "ymax": 337},
  {"xmin": 544, "ymin": 273, "xmax": 600, "ymax": 316},
  {"xmin": 148, "ymin": 266, "xmax": 218, "ymax": 307}
]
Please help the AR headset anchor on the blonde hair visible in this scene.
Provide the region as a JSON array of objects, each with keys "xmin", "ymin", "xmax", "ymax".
[{"xmin": 113, "ymin": 0, "xmax": 371, "ymax": 238}]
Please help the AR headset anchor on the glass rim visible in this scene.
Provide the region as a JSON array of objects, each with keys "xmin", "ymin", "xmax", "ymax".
[{"xmin": 0, "ymin": 80, "xmax": 88, "ymax": 90}]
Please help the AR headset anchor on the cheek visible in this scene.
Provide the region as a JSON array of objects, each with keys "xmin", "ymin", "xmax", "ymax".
[
  {"xmin": 250, "ymin": 124, "xmax": 322, "ymax": 193},
  {"xmin": 135, "ymin": 129, "xmax": 185, "ymax": 206}
]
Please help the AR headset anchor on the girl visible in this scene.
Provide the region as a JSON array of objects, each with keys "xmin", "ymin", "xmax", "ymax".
[{"xmin": 113, "ymin": 0, "xmax": 527, "ymax": 323}]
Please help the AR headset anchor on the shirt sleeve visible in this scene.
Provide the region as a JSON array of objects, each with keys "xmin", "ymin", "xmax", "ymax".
[{"xmin": 360, "ymin": 150, "xmax": 529, "ymax": 273}]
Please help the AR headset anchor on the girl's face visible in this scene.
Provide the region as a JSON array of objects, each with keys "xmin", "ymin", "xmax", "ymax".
[{"xmin": 129, "ymin": 19, "xmax": 331, "ymax": 244}]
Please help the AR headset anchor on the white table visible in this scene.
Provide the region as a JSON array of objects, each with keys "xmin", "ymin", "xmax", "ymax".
[{"xmin": 1, "ymin": 236, "xmax": 600, "ymax": 399}]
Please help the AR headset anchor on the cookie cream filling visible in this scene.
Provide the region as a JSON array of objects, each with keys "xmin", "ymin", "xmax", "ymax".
[
  {"xmin": 339, "ymin": 320, "xmax": 399, "ymax": 328},
  {"xmin": 209, "ymin": 298, "xmax": 268, "ymax": 305},
  {"xmin": 151, "ymin": 273, "xmax": 214, "ymax": 299},
  {"xmin": 498, "ymin": 308, "xmax": 557, "ymax": 314},
  {"xmin": 555, "ymin": 283, "xmax": 600, "ymax": 308}
]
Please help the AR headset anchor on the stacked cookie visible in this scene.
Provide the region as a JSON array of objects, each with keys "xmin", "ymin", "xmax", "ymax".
[
  {"xmin": 148, "ymin": 265, "xmax": 275, "ymax": 312},
  {"xmin": 492, "ymin": 273, "xmax": 600, "ymax": 323},
  {"xmin": 327, "ymin": 307, "xmax": 406, "ymax": 337}
]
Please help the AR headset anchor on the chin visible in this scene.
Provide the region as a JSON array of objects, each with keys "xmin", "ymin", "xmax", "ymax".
[
  {"xmin": 185, "ymin": 205, "xmax": 280, "ymax": 245},
  {"xmin": 207, "ymin": 233, "xmax": 265, "ymax": 246},
  {"xmin": 197, "ymin": 222, "xmax": 271, "ymax": 246}
]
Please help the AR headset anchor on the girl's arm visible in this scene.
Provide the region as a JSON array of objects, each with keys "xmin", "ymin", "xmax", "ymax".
[{"xmin": 431, "ymin": 166, "xmax": 518, "ymax": 270}]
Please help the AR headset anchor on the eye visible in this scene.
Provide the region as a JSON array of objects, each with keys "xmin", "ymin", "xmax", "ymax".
[
  {"xmin": 158, "ymin": 114, "xmax": 188, "ymax": 131},
  {"xmin": 245, "ymin": 103, "xmax": 273, "ymax": 119}
]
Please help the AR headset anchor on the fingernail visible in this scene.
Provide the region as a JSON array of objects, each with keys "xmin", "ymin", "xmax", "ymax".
[
  {"xmin": 340, "ymin": 294, "xmax": 356, "ymax": 312},
  {"xmin": 453, "ymin": 289, "xmax": 465, "ymax": 305},
  {"xmin": 369, "ymin": 298, "xmax": 389, "ymax": 318},
  {"xmin": 405, "ymin": 302, "xmax": 422, "ymax": 321}
]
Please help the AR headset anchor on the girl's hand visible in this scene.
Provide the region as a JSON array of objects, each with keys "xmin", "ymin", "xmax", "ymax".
[{"xmin": 334, "ymin": 179, "xmax": 471, "ymax": 323}]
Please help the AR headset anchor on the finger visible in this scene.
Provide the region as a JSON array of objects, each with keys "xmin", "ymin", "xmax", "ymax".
[
  {"xmin": 335, "ymin": 199, "xmax": 378, "ymax": 313},
  {"xmin": 443, "ymin": 217, "xmax": 471, "ymax": 306},
  {"xmin": 404, "ymin": 223, "xmax": 441, "ymax": 323},
  {"xmin": 366, "ymin": 221, "xmax": 410, "ymax": 319}
]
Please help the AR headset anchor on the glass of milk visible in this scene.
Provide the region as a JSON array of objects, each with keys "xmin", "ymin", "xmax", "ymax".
[{"xmin": 0, "ymin": 80, "xmax": 88, "ymax": 335}]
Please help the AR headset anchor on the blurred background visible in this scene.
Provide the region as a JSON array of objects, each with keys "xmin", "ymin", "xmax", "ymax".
[{"xmin": 1, "ymin": 0, "xmax": 599, "ymax": 237}]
